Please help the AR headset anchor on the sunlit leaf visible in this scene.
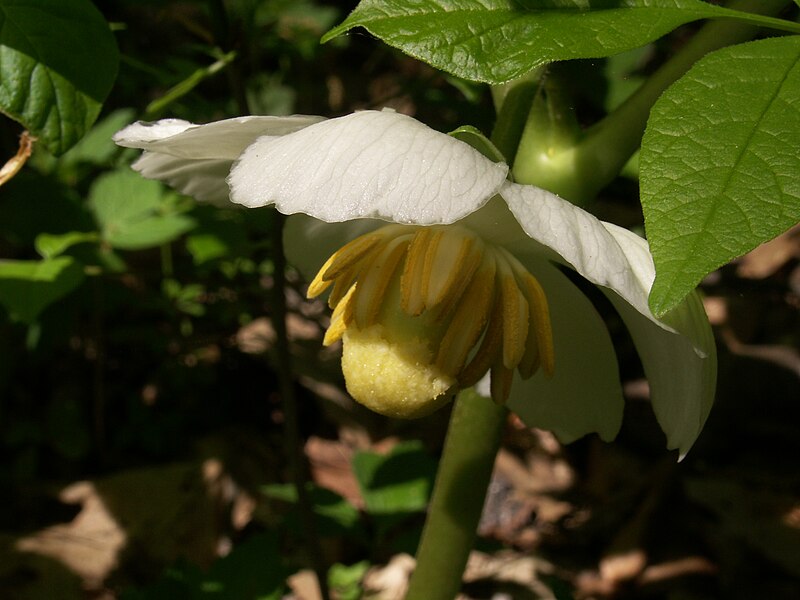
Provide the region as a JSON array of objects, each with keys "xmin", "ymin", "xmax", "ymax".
[
  {"xmin": 0, "ymin": 0, "xmax": 119, "ymax": 154},
  {"xmin": 352, "ymin": 441, "xmax": 436, "ymax": 514},
  {"xmin": 641, "ymin": 37, "xmax": 800, "ymax": 316},
  {"xmin": 323, "ymin": 0, "xmax": 729, "ymax": 84}
]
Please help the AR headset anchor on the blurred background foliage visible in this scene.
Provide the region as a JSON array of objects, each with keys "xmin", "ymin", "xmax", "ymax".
[
  {"xmin": 0, "ymin": 1, "xmax": 492, "ymax": 597},
  {"xmin": 0, "ymin": 1, "xmax": 798, "ymax": 599},
  {"xmin": 1, "ymin": 0, "xmax": 488, "ymax": 478}
]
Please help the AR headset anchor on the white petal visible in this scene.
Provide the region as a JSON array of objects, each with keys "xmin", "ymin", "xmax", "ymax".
[
  {"xmin": 228, "ymin": 110, "xmax": 509, "ymax": 224},
  {"xmin": 504, "ymin": 259, "xmax": 624, "ymax": 443},
  {"xmin": 114, "ymin": 115, "xmax": 325, "ymax": 205},
  {"xmin": 499, "ymin": 182, "xmax": 657, "ymax": 326},
  {"xmin": 114, "ymin": 115, "xmax": 325, "ymax": 159},
  {"xmin": 130, "ymin": 154, "xmax": 234, "ymax": 205},
  {"xmin": 112, "ymin": 119, "xmax": 195, "ymax": 147},
  {"xmin": 284, "ymin": 214, "xmax": 384, "ymax": 280},
  {"xmin": 606, "ymin": 290, "xmax": 716, "ymax": 458}
]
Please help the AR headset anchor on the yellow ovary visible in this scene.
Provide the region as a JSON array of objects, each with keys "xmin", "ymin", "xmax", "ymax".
[{"xmin": 342, "ymin": 325, "xmax": 456, "ymax": 418}]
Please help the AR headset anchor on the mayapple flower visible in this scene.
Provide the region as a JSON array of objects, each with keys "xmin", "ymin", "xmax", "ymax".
[{"xmin": 114, "ymin": 109, "xmax": 716, "ymax": 457}]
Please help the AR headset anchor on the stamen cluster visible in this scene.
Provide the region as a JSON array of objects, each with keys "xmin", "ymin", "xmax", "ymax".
[{"xmin": 308, "ymin": 224, "xmax": 554, "ymax": 415}]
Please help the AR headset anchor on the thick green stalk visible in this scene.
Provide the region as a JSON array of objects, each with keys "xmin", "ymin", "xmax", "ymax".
[
  {"xmin": 406, "ymin": 389, "xmax": 508, "ymax": 600},
  {"xmin": 490, "ymin": 68, "xmax": 544, "ymax": 164},
  {"xmin": 512, "ymin": 0, "xmax": 792, "ymax": 203}
]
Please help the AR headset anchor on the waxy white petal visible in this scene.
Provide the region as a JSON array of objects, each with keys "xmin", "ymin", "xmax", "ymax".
[
  {"xmin": 114, "ymin": 115, "xmax": 325, "ymax": 159},
  {"xmin": 113, "ymin": 119, "xmax": 195, "ymax": 145},
  {"xmin": 606, "ymin": 290, "xmax": 716, "ymax": 458},
  {"xmin": 130, "ymin": 155, "xmax": 234, "ymax": 205},
  {"xmin": 499, "ymin": 182, "xmax": 657, "ymax": 326},
  {"xmin": 504, "ymin": 259, "xmax": 624, "ymax": 443},
  {"xmin": 228, "ymin": 110, "xmax": 509, "ymax": 224},
  {"xmin": 114, "ymin": 115, "xmax": 325, "ymax": 204}
]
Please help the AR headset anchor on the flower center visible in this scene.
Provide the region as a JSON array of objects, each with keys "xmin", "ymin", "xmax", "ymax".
[{"xmin": 307, "ymin": 224, "xmax": 554, "ymax": 418}]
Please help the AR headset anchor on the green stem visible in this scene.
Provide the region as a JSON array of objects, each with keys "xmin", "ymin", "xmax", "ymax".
[
  {"xmin": 143, "ymin": 50, "xmax": 237, "ymax": 120},
  {"xmin": 717, "ymin": 4, "xmax": 800, "ymax": 34},
  {"xmin": 406, "ymin": 389, "xmax": 508, "ymax": 600},
  {"xmin": 490, "ymin": 68, "xmax": 544, "ymax": 164},
  {"xmin": 581, "ymin": 0, "xmax": 790, "ymax": 197},
  {"xmin": 512, "ymin": 0, "xmax": 792, "ymax": 203}
]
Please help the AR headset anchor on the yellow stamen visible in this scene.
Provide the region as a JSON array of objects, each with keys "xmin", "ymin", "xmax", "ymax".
[
  {"xmin": 425, "ymin": 231, "xmax": 479, "ymax": 311},
  {"xmin": 324, "ymin": 232, "xmax": 383, "ymax": 280},
  {"xmin": 497, "ymin": 255, "xmax": 529, "ymax": 370},
  {"xmin": 307, "ymin": 252, "xmax": 338, "ymax": 298},
  {"xmin": 435, "ymin": 256, "xmax": 496, "ymax": 375},
  {"xmin": 459, "ymin": 294, "xmax": 505, "ymax": 388},
  {"xmin": 519, "ymin": 272, "xmax": 555, "ymax": 377},
  {"xmin": 352, "ymin": 236, "xmax": 410, "ymax": 329},
  {"xmin": 400, "ymin": 228, "xmax": 434, "ymax": 315},
  {"xmin": 307, "ymin": 223, "xmax": 555, "ymax": 418},
  {"xmin": 490, "ymin": 363, "xmax": 514, "ymax": 405},
  {"xmin": 323, "ymin": 284, "xmax": 357, "ymax": 346},
  {"xmin": 328, "ymin": 263, "xmax": 360, "ymax": 309}
]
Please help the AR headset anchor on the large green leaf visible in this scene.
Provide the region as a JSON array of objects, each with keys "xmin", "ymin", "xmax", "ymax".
[
  {"xmin": 641, "ymin": 36, "xmax": 800, "ymax": 316},
  {"xmin": 0, "ymin": 256, "xmax": 85, "ymax": 323},
  {"xmin": 0, "ymin": 0, "xmax": 119, "ymax": 154},
  {"xmin": 323, "ymin": 0, "xmax": 729, "ymax": 84},
  {"xmin": 89, "ymin": 169, "xmax": 196, "ymax": 250}
]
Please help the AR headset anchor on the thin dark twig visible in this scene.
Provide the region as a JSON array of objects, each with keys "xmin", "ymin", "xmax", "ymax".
[
  {"xmin": 209, "ymin": 1, "xmax": 330, "ymax": 595},
  {"xmin": 269, "ymin": 213, "xmax": 331, "ymax": 600}
]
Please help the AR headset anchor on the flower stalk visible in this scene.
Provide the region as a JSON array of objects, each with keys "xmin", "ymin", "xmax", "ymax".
[{"xmin": 406, "ymin": 389, "xmax": 508, "ymax": 600}]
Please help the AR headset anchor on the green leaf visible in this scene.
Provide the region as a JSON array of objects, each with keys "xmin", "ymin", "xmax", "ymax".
[
  {"xmin": 89, "ymin": 169, "xmax": 196, "ymax": 250},
  {"xmin": 186, "ymin": 213, "xmax": 247, "ymax": 265},
  {"xmin": 0, "ymin": 0, "xmax": 119, "ymax": 154},
  {"xmin": 328, "ymin": 561, "xmax": 370, "ymax": 600},
  {"xmin": 261, "ymin": 482, "xmax": 362, "ymax": 536},
  {"xmin": 449, "ymin": 125, "xmax": 507, "ymax": 163},
  {"xmin": 352, "ymin": 441, "xmax": 437, "ymax": 515},
  {"xmin": 35, "ymin": 231, "xmax": 98, "ymax": 259},
  {"xmin": 206, "ymin": 533, "xmax": 286, "ymax": 600},
  {"xmin": 641, "ymin": 37, "xmax": 800, "ymax": 316},
  {"xmin": 323, "ymin": 0, "xmax": 728, "ymax": 84},
  {"xmin": 57, "ymin": 108, "xmax": 136, "ymax": 168},
  {"xmin": 0, "ymin": 257, "xmax": 85, "ymax": 323},
  {"xmin": 107, "ymin": 215, "xmax": 196, "ymax": 251}
]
